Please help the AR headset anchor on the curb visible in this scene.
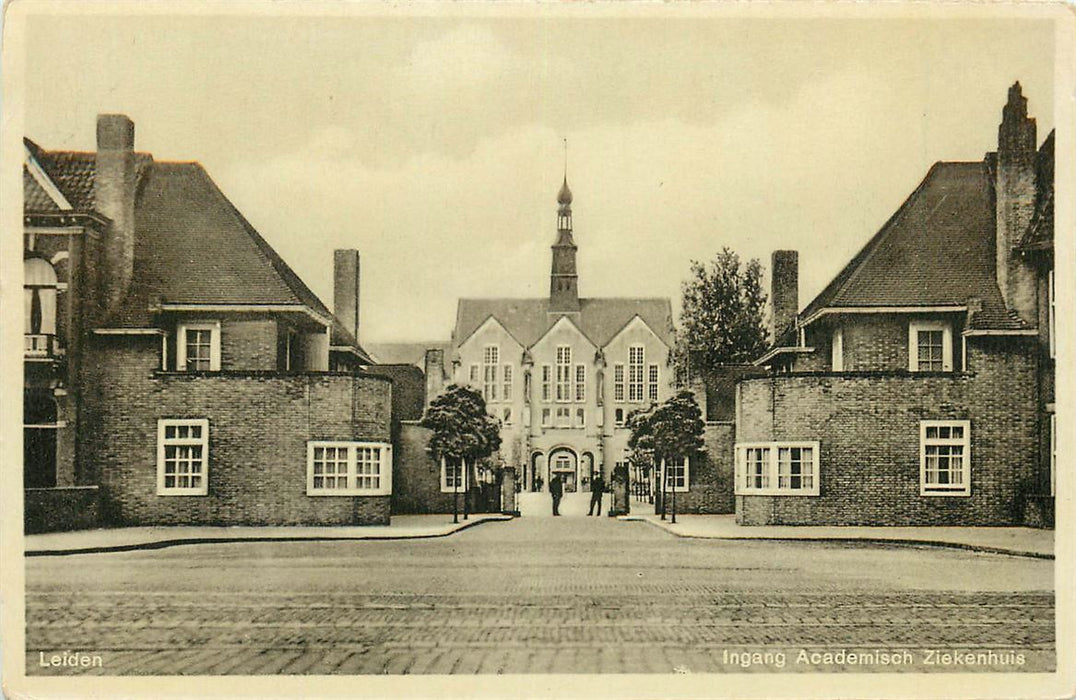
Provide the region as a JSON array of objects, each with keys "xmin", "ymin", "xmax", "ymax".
[
  {"xmin": 25, "ymin": 514, "xmax": 514, "ymax": 557},
  {"xmin": 619, "ymin": 516, "xmax": 1054, "ymax": 560}
]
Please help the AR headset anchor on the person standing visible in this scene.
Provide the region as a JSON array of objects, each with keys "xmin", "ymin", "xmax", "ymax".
[
  {"xmin": 550, "ymin": 474, "xmax": 563, "ymax": 516},
  {"xmin": 588, "ymin": 473, "xmax": 605, "ymax": 516}
]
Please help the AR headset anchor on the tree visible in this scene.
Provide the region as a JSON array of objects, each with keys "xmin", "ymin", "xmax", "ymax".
[
  {"xmin": 649, "ymin": 390, "xmax": 705, "ymax": 523},
  {"xmin": 626, "ymin": 404, "xmax": 657, "ymax": 505},
  {"xmin": 674, "ymin": 248, "xmax": 768, "ymax": 380},
  {"xmin": 421, "ymin": 384, "xmax": 502, "ymax": 523}
]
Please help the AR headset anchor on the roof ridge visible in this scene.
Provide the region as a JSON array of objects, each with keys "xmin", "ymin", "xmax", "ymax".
[{"xmin": 801, "ymin": 161, "xmax": 949, "ymax": 321}]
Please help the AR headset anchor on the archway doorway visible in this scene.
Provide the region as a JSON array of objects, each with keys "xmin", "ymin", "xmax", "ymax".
[{"xmin": 548, "ymin": 448, "xmax": 578, "ymax": 493}]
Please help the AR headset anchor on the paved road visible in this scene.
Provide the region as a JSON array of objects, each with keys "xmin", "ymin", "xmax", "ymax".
[{"xmin": 26, "ymin": 511, "xmax": 1054, "ymax": 675}]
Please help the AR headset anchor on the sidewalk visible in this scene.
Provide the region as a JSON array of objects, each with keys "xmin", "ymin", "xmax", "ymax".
[
  {"xmin": 25, "ymin": 513, "xmax": 514, "ymax": 556},
  {"xmin": 620, "ymin": 512, "xmax": 1054, "ymax": 559}
]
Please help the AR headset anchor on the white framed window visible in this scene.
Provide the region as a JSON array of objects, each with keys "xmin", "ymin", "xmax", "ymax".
[
  {"xmin": 628, "ymin": 346, "xmax": 645, "ymax": 401},
  {"xmin": 157, "ymin": 419, "xmax": 209, "ymax": 496},
  {"xmin": 832, "ymin": 327, "xmax": 844, "ymax": 371},
  {"xmin": 1049, "ymin": 270, "xmax": 1056, "ymax": 359},
  {"xmin": 574, "ymin": 364, "xmax": 586, "ymax": 402},
  {"xmin": 307, "ymin": 441, "xmax": 392, "ymax": 496},
  {"xmin": 541, "ymin": 408, "xmax": 551, "ymax": 427},
  {"xmin": 483, "ymin": 345, "xmax": 499, "ymax": 402},
  {"xmin": 576, "ymin": 407, "xmax": 586, "ymax": 427},
  {"xmin": 614, "ymin": 408, "xmax": 625, "ymax": 427},
  {"xmin": 647, "ymin": 364, "xmax": 659, "ymax": 401},
  {"xmin": 920, "ymin": 420, "xmax": 970, "ymax": 496},
  {"xmin": 662, "ymin": 457, "xmax": 689, "ymax": 493},
  {"xmin": 469, "ymin": 364, "xmax": 479, "ymax": 383},
  {"xmin": 541, "ymin": 365, "xmax": 552, "ymax": 402},
  {"xmin": 502, "ymin": 364, "xmax": 513, "ymax": 401},
  {"xmin": 555, "ymin": 346, "xmax": 572, "ymax": 402},
  {"xmin": 735, "ymin": 442, "xmax": 820, "ymax": 496},
  {"xmin": 555, "ymin": 406, "xmax": 571, "ymax": 428},
  {"xmin": 909, "ymin": 321, "xmax": 952, "ymax": 372},
  {"xmin": 440, "ymin": 456, "xmax": 466, "ymax": 493},
  {"xmin": 177, "ymin": 321, "xmax": 221, "ymax": 371},
  {"xmin": 613, "ymin": 364, "xmax": 625, "ymax": 403}
]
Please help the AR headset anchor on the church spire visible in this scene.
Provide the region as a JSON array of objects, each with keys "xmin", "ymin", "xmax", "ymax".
[{"xmin": 550, "ymin": 146, "xmax": 579, "ymax": 312}]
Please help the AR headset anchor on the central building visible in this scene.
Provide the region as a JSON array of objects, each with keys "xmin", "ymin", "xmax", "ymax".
[{"xmin": 448, "ymin": 177, "xmax": 674, "ymax": 493}]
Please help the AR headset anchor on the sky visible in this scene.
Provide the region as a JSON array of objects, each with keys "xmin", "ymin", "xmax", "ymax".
[{"xmin": 21, "ymin": 11, "xmax": 1056, "ymax": 343}]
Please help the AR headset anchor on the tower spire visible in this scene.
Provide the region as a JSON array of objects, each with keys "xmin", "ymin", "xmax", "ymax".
[{"xmin": 550, "ymin": 144, "xmax": 579, "ymax": 313}]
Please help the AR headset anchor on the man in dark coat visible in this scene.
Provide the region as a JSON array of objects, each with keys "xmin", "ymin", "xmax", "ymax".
[
  {"xmin": 588, "ymin": 473, "xmax": 605, "ymax": 516},
  {"xmin": 549, "ymin": 474, "xmax": 563, "ymax": 516}
]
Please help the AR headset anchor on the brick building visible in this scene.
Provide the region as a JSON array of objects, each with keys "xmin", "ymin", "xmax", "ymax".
[
  {"xmin": 407, "ymin": 177, "xmax": 679, "ymax": 508},
  {"xmin": 23, "ymin": 114, "xmax": 396, "ymax": 531},
  {"xmin": 737, "ymin": 84, "xmax": 1055, "ymax": 527}
]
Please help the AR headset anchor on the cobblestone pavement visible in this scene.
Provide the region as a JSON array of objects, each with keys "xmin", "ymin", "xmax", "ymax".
[{"xmin": 26, "ymin": 514, "xmax": 1054, "ymax": 675}]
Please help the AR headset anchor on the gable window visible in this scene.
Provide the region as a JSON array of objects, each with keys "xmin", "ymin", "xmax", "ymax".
[
  {"xmin": 440, "ymin": 457, "xmax": 465, "ymax": 493},
  {"xmin": 307, "ymin": 441, "xmax": 392, "ymax": 496},
  {"xmin": 157, "ymin": 419, "xmax": 209, "ymax": 496},
  {"xmin": 556, "ymin": 346, "xmax": 572, "ymax": 402},
  {"xmin": 832, "ymin": 327, "xmax": 844, "ymax": 371},
  {"xmin": 647, "ymin": 364, "xmax": 659, "ymax": 402},
  {"xmin": 909, "ymin": 321, "xmax": 951, "ymax": 372},
  {"xmin": 483, "ymin": 345, "xmax": 499, "ymax": 402},
  {"xmin": 574, "ymin": 364, "xmax": 586, "ymax": 402},
  {"xmin": 177, "ymin": 322, "xmax": 221, "ymax": 372},
  {"xmin": 663, "ymin": 457, "xmax": 689, "ymax": 493},
  {"xmin": 541, "ymin": 365, "xmax": 552, "ymax": 402},
  {"xmin": 613, "ymin": 364, "xmax": 625, "ymax": 403},
  {"xmin": 628, "ymin": 346, "xmax": 645, "ymax": 401},
  {"xmin": 735, "ymin": 442, "xmax": 820, "ymax": 496},
  {"xmin": 920, "ymin": 420, "xmax": 970, "ymax": 496},
  {"xmin": 502, "ymin": 364, "xmax": 513, "ymax": 401}
]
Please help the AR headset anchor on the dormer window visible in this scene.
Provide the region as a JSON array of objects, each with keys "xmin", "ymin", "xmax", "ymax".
[
  {"xmin": 177, "ymin": 321, "xmax": 221, "ymax": 372},
  {"xmin": 909, "ymin": 321, "xmax": 952, "ymax": 372}
]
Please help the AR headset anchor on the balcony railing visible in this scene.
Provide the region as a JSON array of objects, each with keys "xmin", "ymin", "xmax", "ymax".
[{"xmin": 25, "ymin": 334, "xmax": 63, "ymax": 359}]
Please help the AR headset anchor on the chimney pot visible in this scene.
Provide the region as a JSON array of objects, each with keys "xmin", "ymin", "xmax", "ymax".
[{"xmin": 97, "ymin": 114, "xmax": 135, "ymax": 152}]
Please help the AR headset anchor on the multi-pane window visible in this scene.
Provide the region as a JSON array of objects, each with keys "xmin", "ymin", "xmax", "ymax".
[
  {"xmin": 307, "ymin": 441, "xmax": 392, "ymax": 495},
  {"xmin": 920, "ymin": 421, "xmax": 970, "ymax": 496},
  {"xmin": 909, "ymin": 322, "xmax": 951, "ymax": 372},
  {"xmin": 440, "ymin": 457, "xmax": 465, "ymax": 493},
  {"xmin": 502, "ymin": 364, "xmax": 513, "ymax": 401},
  {"xmin": 556, "ymin": 346, "xmax": 572, "ymax": 402},
  {"xmin": 157, "ymin": 419, "xmax": 209, "ymax": 495},
  {"xmin": 647, "ymin": 364, "xmax": 659, "ymax": 402},
  {"xmin": 735, "ymin": 442, "xmax": 820, "ymax": 495},
  {"xmin": 663, "ymin": 458, "xmax": 689, "ymax": 492},
  {"xmin": 541, "ymin": 365, "xmax": 552, "ymax": 402},
  {"xmin": 483, "ymin": 346, "xmax": 499, "ymax": 402},
  {"xmin": 556, "ymin": 406, "xmax": 571, "ymax": 428},
  {"xmin": 628, "ymin": 346, "xmax": 645, "ymax": 402},
  {"xmin": 613, "ymin": 364, "xmax": 625, "ymax": 403},
  {"xmin": 574, "ymin": 364, "xmax": 586, "ymax": 402},
  {"xmin": 177, "ymin": 322, "xmax": 220, "ymax": 371},
  {"xmin": 777, "ymin": 446, "xmax": 815, "ymax": 491}
]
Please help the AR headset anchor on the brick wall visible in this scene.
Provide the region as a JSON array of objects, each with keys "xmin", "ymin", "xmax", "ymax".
[
  {"xmin": 393, "ymin": 422, "xmax": 457, "ymax": 514},
  {"xmin": 25, "ymin": 486, "xmax": 100, "ymax": 534},
  {"xmin": 668, "ymin": 422, "xmax": 735, "ymax": 514},
  {"xmin": 221, "ymin": 317, "xmax": 278, "ymax": 370},
  {"xmin": 735, "ymin": 336, "xmax": 1038, "ymax": 526},
  {"xmin": 84, "ymin": 335, "xmax": 392, "ymax": 526}
]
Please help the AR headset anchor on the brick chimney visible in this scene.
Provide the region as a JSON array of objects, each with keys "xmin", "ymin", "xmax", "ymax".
[
  {"xmin": 995, "ymin": 82, "xmax": 1038, "ymax": 323},
  {"xmin": 424, "ymin": 348, "xmax": 445, "ymax": 409},
  {"xmin": 333, "ymin": 249, "xmax": 361, "ymax": 343},
  {"xmin": 770, "ymin": 250, "xmax": 799, "ymax": 342},
  {"xmin": 94, "ymin": 114, "xmax": 138, "ymax": 314}
]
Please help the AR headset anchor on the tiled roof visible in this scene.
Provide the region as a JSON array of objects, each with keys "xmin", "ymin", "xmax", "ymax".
[
  {"xmin": 23, "ymin": 168, "xmax": 61, "ymax": 211},
  {"xmin": 330, "ymin": 319, "xmax": 373, "ymax": 364},
  {"xmin": 453, "ymin": 297, "xmax": 675, "ymax": 351},
  {"xmin": 799, "ymin": 161, "xmax": 1026, "ymax": 331},
  {"xmin": 109, "ymin": 161, "xmax": 334, "ymax": 326},
  {"xmin": 1020, "ymin": 130, "xmax": 1054, "ymax": 252},
  {"xmin": 24, "ymin": 138, "xmax": 152, "ymax": 212}
]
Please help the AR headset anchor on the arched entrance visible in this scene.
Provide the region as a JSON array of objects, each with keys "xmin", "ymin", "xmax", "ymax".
[{"xmin": 548, "ymin": 447, "xmax": 578, "ymax": 493}]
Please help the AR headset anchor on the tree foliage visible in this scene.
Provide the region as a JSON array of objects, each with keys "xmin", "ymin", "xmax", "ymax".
[
  {"xmin": 625, "ymin": 404, "xmax": 657, "ymax": 469},
  {"xmin": 420, "ymin": 384, "xmax": 502, "ymax": 466},
  {"xmin": 675, "ymin": 247, "xmax": 769, "ymax": 377},
  {"xmin": 626, "ymin": 390, "xmax": 705, "ymax": 465}
]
